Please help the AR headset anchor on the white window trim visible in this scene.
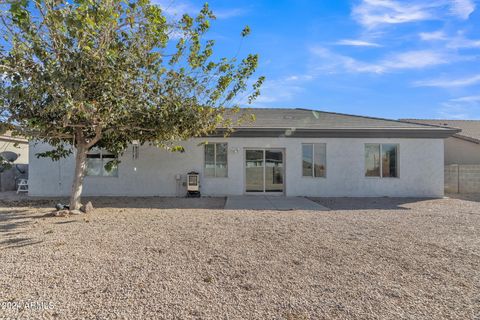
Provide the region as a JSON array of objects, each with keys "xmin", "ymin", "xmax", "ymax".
[
  {"xmin": 86, "ymin": 150, "xmax": 119, "ymax": 177},
  {"xmin": 204, "ymin": 143, "xmax": 228, "ymax": 178},
  {"xmin": 302, "ymin": 143, "xmax": 327, "ymax": 178},
  {"xmin": 364, "ymin": 143, "xmax": 399, "ymax": 179}
]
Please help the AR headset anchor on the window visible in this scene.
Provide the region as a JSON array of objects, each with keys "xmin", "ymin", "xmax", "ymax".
[
  {"xmin": 365, "ymin": 144, "xmax": 398, "ymax": 178},
  {"xmin": 204, "ymin": 143, "xmax": 228, "ymax": 177},
  {"xmin": 132, "ymin": 144, "xmax": 139, "ymax": 160},
  {"xmin": 302, "ymin": 143, "xmax": 326, "ymax": 177},
  {"xmin": 365, "ymin": 144, "xmax": 380, "ymax": 177},
  {"xmin": 86, "ymin": 150, "xmax": 118, "ymax": 177},
  {"xmin": 381, "ymin": 144, "xmax": 398, "ymax": 178}
]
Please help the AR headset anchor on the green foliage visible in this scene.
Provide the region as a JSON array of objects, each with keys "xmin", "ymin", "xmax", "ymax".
[
  {"xmin": 0, "ymin": 157, "xmax": 12, "ymax": 172},
  {"xmin": 0, "ymin": 0, "xmax": 263, "ymax": 159},
  {"xmin": 104, "ymin": 158, "xmax": 119, "ymax": 173},
  {"xmin": 241, "ymin": 26, "xmax": 251, "ymax": 37},
  {"xmin": 36, "ymin": 144, "xmax": 73, "ymax": 161}
]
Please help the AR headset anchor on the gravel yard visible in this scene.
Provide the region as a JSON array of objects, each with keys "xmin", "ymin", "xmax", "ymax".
[{"xmin": 0, "ymin": 196, "xmax": 479, "ymax": 319}]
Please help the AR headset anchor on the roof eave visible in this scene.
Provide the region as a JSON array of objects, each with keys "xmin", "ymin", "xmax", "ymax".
[
  {"xmin": 0, "ymin": 136, "xmax": 28, "ymax": 143},
  {"xmin": 209, "ymin": 127, "xmax": 460, "ymax": 139},
  {"xmin": 452, "ymin": 133, "xmax": 480, "ymax": 144}
]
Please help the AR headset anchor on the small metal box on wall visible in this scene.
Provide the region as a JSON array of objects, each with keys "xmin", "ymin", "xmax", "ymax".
[{"xmin": 186, "ymin": 171, "xmax": 200, "ymax": 197}]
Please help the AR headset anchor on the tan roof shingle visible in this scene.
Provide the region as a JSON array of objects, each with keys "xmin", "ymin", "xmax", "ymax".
[{"xmin": 401, "ymin": 119, "xmax": 480, "ymax": 144}]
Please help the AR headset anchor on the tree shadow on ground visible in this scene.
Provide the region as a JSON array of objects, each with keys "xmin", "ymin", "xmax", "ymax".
[
  {"xmin": 80, "ymin": 197, "xmax": 227, "ymax": 209},
  {"xmin": 0, "ymin": 199, "xmax": 56, "ymax": 209},
  {"xmin": 0, "ymin": 196, "xmax": 227, "ymax": 210},
  {"xmin": 309, "ymin": 197, "xmax": 432, "ymax": 211},
  {"xmin": 0, "ymin": 206, "xmax": 49, "ymax": 250},
  {"xmin": 0, "ymin": 237, "xmax": 43, "ymax": 249},
  {"xmin": 37, "ymin": 196, "xmax": 227, "ymax": 210}
]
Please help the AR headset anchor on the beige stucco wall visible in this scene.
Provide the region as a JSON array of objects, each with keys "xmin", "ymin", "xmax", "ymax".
[
  {"xmin": 0, "ymin": 139, "xmax": 29, "ymax": 164},
  {"xmin": 29, "ymin": 137, "xmax": 444, "ymax": 198},
  {"xmin": 444, "ymin": 137, "xmax": 480, "ymax": 165}
]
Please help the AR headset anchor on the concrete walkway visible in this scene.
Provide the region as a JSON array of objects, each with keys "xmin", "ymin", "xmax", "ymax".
[{"xmin": 224, "ymin": 196, "xmax": 329, "ymax": 211}]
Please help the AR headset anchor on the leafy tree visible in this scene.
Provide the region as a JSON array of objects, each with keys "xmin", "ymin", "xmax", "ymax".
[{"xmin": 0, "ymin": 0, "xmax": 264, "ymax": 210}]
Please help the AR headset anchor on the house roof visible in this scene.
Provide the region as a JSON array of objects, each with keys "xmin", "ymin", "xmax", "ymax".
[
  {"xmin": 213, "ymin": 108, "xmax": 460, "ymax": 138},
  {"xmin": 0, "ymin": 131, "xmax": 28, "ymax": 143},
  {"xmin": 401, "ymin": 119, "xmax": 480, "ymax": 144}
]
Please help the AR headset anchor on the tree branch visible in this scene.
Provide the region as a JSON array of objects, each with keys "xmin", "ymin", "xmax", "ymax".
[{"xmin": 86, "ymin": 125, "xmax": 102, "ymax": 149}]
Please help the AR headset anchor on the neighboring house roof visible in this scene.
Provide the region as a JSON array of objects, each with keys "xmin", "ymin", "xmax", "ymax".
[
  {"xmin": 212, "ymin": 108, "xmax": 460, "ymax": 138},
  {"xmin": 401, "ymin": 119, "xmax": 480, "ymax": 144},
  {"xmin": 0, "ymin": 131, "xmax": 28, "ymax": 144}
]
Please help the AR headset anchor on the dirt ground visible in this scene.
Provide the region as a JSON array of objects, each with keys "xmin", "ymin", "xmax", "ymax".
[{"xmin": 0, "ymin": 196, "xmax": 479, "ymax": 319}]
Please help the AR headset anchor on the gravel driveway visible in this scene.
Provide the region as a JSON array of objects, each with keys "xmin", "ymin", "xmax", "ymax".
[{"xmin": 0, "ymin": 196, "xmax": 479, "ymax": 319}]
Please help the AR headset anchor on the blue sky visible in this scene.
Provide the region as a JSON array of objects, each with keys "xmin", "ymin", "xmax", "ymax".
[{"xmin": 156, "ymin": 0, "xmax": 480, "ymax": 120}]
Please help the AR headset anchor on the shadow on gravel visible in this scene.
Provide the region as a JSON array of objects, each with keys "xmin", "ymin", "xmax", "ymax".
[
  {"xmin": 0, "ymin": 199, "xmax": 55, "ymax": 209},
  {"xmin": 0, "ymin": 206, "xmax": 49, "ymax": 249},
  {"xmin": 0, "ymin": 237, "xmax": 43, "ymax": 249},
  {"xmin": 0, "ymin": 196, "xmax": 226, "ymax": 210},
  {"xmin": 83, "ymin": 197, "xmax": 227, "ymax": 209},
  {"xmin": 309, "ymin": 197, "xmax": 431, "ymax": 211},
  {"xmin": 54, "ymin": 220, "xmax": 79, "ymax": 225}
]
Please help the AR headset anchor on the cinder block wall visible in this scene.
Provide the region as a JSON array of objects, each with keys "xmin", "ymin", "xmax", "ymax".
[
  {"xmin": 445, "ymin": 164, "xmax": 480, "ymax": 194},
  {"xmin": 445, "ymin": 165, "xmax": 459, "ymax": 193}
]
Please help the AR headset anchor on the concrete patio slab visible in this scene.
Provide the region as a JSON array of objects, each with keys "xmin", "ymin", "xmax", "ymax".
[{"xmin": 224, "ymin": 195, "xmax": 330, "ymax": 211}]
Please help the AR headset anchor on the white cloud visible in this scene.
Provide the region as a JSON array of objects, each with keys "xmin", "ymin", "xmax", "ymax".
[
  {"xmin": 450, "ymin": 95, "xmax": 480, "ymax": 102},
  {"xmin": 414, "ymin": 74, "xmax": 480, "ymax": 87},
  {"xmin": 450, "ymin": 0, "xmax": 476, "ymax": 19},
  {"xmin": 446, "ymin": 34, "xmax": 480, "ymax": 48},
  {"xmin": 418, "ymin": 29, "xmax": 480, "ymax": 48},
  {"xmin": 311, "ymin": 47, "xmax": 451, "ymax": 74},
  {"xmin": 254, "ymin": 81, "xmax": 304, "ymax": 104},
  {"xmin": 438, "ymin": 104, "xmax": 471, "ymax": 119},
  {"xmin": 352, "ymin": 0, "xmax": 476, "ymax": 28},
  {"xmin": 438, "ymin": 95, "xmax": 480, "ymax": 119},
  {"xmin": 252, "ymin": 75, "xmax": 313, "ymax": 104},
  {"xmin": 335, "ymin": 39, "xmax": 382, "ymax": 47},
  {"xmin": 152, "ymin": 0, "xmax": 246, "ymax": 19},
  {"xmin": 419, "ymin": 30, "xmax": 447, "ymax": 41},
  {"xmin": 152, "ymin": 0, "xmax": 197, "ymax": 16},
  {"xmin": 310, "ymin": 47, "xmax": 385, "ymax": 73},
  {"xmin": 285, "ymin": 75, "xmax": 314, "ymax": 81},
  {"xmin": 214, "ymin": 8, "xmax": 248, "ymax": 19},
  {"xmin": 352, "ymin": 0, "xmax": 434, "ymax": 28},
  {"xmin": 383, "ymin": 50, "xmax": 449, "ymax": 69}
]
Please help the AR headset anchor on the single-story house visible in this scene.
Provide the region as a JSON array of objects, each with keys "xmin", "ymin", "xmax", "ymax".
[
  {"xmin": 401, "ymin": 119, "xmax": 480, "ymax": 165},
  {"xmin": 29, "ymin": 108, "xmax": 459, "ymax": 198},
  {"xmin": 0, "ymin": 132, "xmax": 29, "ymax": 192}
]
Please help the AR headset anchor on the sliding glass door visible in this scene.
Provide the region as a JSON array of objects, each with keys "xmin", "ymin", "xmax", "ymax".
[
  {"xmin": 245, "ymin": 149, "xmax": 284, "ymax": 193},
  {"xmin": 245, "ymin": 150, "xmax": 264, "ymax": 192}
]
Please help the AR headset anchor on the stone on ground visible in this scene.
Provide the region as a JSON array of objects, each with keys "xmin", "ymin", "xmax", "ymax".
[{"xmin": 80, "ymin": 201, "xmax": 94, "ymax": 213}]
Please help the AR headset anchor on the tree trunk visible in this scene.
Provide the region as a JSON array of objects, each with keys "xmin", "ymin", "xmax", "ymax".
[{"xmin": 70, "ymin": 142, "xmax": 88, "ymax": 211}]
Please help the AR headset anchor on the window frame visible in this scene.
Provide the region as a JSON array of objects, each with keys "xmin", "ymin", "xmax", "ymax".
[
  {"xmin": 204, "ymin": 143, "xmax": 228, "ymax": 178},
  {"xmin": 364, "ymin": 143, "xmax": 399, "ymax": 178},
  {"xmin": 86, "ymin": 150, "xmax": 119, "ymax": 177},
  {"xmin": 301, "ymin": 143, "xmax": 327, "ymax": 178}
]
